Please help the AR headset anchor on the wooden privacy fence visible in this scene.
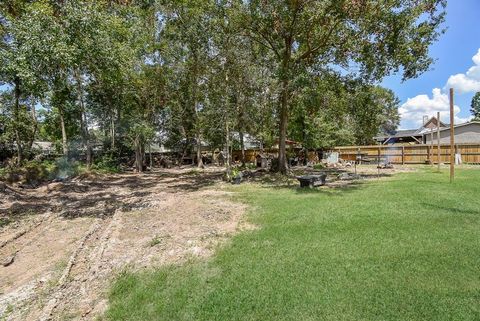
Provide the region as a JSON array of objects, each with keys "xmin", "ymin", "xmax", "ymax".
[{"xmin": 331, "ymin": 143, "xmax": 480, "ymax": 164}]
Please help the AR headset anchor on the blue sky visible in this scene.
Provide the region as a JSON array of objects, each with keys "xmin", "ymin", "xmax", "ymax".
[{"xmin": 382, "ymin": 0, "xmax": 480, "ymax": 129}]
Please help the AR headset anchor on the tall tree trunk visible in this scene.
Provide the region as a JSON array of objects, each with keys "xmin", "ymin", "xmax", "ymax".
[
  {"xmin": 237, "ymin": 96, "xmax": 246, "ymax": 166},
  {"xmin": 277, "ymin": 38, "xmax": 292, "ymax": 175},
  {"xmin": 149, "ymin": 143, "xmax": 153, "ymax": 169},
  {"xmin": 141, "ymin": 141, "xmax": 145, "ymax": 170},
  {"xmin": 75, "ymin": 72, "xmax": 92, "ymax": 169},
  {"xmin": 278, "ymin": 77, "xmax": 289, "ymax": 174},
  {"xmin": 81, "ymin": 112, "xmax": 92, "ymax": 169},
  {"xmin": 224, "ymin": 69, "xmax": 231, "ymax": 174},
  {"xmin": 110, "ymin": 114, "xmax": 115, "ymax": 150},
  {"xmin": 192, "ymin": 51, "xmax": 203, "ymax": 168},
  {"xmin": 110, "ymin": 104, "xmax": 116, "ymax": 150},
  {"xmin": 225, "ymin": 120, "xmax": 230, "ymax": 172},
  {"xmin": 196, "ymin": 132, "xmax": 203, "ymax": 168},
  {"xmin": 58, "ymin": 105, "xmax": 68, "ymax": 157},
  {"xmin": 13, "ymin": 78, "xmax": 23, "ymax": 165},
  {"xmin": 134, "ymin": 134, "xmax": 143, "ymax": 173},
  {"xmin": 27, "ymin": 102, "xmax": 38, "ymax": 154},
  {"xmin": 239, "ymin": 130, "xmax": 245, "ymax": 166}
]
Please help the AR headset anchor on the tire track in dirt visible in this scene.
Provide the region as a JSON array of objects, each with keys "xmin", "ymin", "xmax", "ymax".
[
  {"xmin": 0, "ymin": 213, "xmax": 89, "ymax": 320},
  {"xmin": 0, "ymin": 213, "xmax": 53, "ymax": 250},
  {"xmin": 37, "ymin": 219, "xmax": 107, "ymax": 321},
  {"xmin": 38, "ymin": 209, "xmax": 126, "ymax": 320}
]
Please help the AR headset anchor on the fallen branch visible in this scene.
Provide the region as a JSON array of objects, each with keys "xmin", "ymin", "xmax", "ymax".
[{"xmin": 0, "ymin": 182, "xmax": 26, "ymax": 195}]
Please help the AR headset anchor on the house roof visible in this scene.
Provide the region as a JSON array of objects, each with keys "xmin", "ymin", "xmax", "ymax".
[
  {"xmin": 376, "ymin": 116, "xmax": 454, "ymax": 141},
  {"xmin": 32, "ymin": 141, "xmax": 54, "ymax": 151},
  {"xmin": 422, "ymin": 116, "xmax": 448, "ymax": 130},
  {"xmin": 392, "ymin": 129, "xmax": 422, "ymax": 138},
  {"xmin": 375, "ymin": 129, "xmax": 421, "ymax": 140},
  {"xmin": 376, "ymin": 121, "xmax": 480, "ymax": 142},
  {"xmin": 424, "ymin": 120, "xmax": 480, "ymax": 133}
]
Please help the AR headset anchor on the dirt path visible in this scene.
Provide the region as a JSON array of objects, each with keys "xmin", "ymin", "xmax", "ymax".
[{"xmin": 0, "ymin": 168, "xmax": 249, "ymax": 320}]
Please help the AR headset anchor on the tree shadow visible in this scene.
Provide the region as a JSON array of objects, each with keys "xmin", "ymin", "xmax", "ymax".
[
  {"xmin": 0, "ymin": 168, "xmax": 224, "ymax": 221},
  {"xmin": 421, "ymin": 202, "xmax": 480, "ymax": 215},
  {"xmin": 242, "ymin": 167, "xmax": 373, "ymax": 196}
]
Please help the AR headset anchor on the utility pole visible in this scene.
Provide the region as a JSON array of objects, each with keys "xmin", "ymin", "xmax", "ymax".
[
  {"xmin": 437, "ymin": 111, "xmax": 441, "ymax": 172},
  {"xmin": 449, "ymin": 88, "xmax": 455, "ymax": 183}
]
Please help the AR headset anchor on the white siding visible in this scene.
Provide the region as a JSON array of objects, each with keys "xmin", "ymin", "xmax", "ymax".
[{"xmin": 425, "ymin": 123, "xmax": 480, "ymax": 144}]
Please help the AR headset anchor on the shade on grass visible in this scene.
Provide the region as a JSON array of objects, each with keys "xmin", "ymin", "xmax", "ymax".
[{"xmin": 105, "ymin": 169, "xmax": 480, "ymax": 321}]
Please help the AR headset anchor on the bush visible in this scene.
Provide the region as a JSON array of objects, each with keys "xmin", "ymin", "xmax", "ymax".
[
  {"xmin": 92, "ymin": 154, "xmax": 120, "ymax": 173},
  {"xmin": 0, "ymin": 167, "xmax": 6, "ymax": 179},
  {"xmin": 0, "ymin": 160, "xmax": 58, "ymax": 185},
  {"xmin": 0, "ymin": 157, "xmax": 115, "ymax": 185},
  {"xmin": 23, "ymin": 161, "xmax": 51, "ymax": 184},
  {"xmin": 245, "ymin": 162, "xmax": 257, "ymax": 170},
  {"xmin": 313, "ymin": 163, "xmax": 325, "ymax": 170}
]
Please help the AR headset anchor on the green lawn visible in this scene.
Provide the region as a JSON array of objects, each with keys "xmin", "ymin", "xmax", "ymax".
[{"xmin": 105, "ymin": 168, "xmax": 480, "ymax": 321}]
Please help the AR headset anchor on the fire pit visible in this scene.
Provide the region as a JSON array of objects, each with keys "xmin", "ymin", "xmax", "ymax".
[{"xmin": 296, "ymin": 174, "xmax": 327, "ymax": 188}]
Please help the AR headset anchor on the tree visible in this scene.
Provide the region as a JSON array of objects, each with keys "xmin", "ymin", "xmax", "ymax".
[
  {"xmin": 348, "ymin": 85, "xmax": 400, "ymax": 145},
  {"xmin": 237, "ymin": 0, "xmax": 446, "ymax": 173},
  {"xmin": 208, "ymin": 1, "xmax": 275, "ymax": 168},
  {"xmin": 471, "ymin": 92, "xmax": 480, "ymax": 120},
  {"xmin": 0, "ymin": 0, "xmax": 40, "ymax": 164},
  {"xmin": 160, "ymin": 0, "xmax": 215, "ymax": 168},
  {"xmin": 11, "ymin": 2, "xmax": 74, "ymax": 157},
  {"xmin": 1, "ymin": 0, "xmax": 145, "ymax": 166}
]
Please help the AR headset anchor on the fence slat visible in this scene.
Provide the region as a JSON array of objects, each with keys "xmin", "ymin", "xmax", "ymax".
[{"xmin": 332, "ymin": 143, "xmax": 480, "ymax": 164}]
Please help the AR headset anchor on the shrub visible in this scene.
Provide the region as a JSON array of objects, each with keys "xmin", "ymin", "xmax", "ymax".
[
  {"xmin": 313, "ymin": 163, "xmax": 324, "ymax": 170},
  {"xmin": 92, "ymin": 154, "xmax": 120, "ymax": 173},
  {"xmin": 245, "ymin": 162, "xmax": 257, "ymax": 170},
  {"xmin": 23, "ymin": 161, "xmax": 50, "ymax": 185}
]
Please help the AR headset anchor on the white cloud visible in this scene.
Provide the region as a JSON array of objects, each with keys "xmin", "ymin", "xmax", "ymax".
[
  {"xmin": 473, "ymin": 49, "xmax": 480, "ymax": 65},
  {"xmin": 446, "ymin": 49, "xmax": 480, "ymax": 94},
  {"xmin": 399, "ymin": 49, "xmax": 480, "ymax": 128},
  {"xmin": 399, "ymin": 88, "xmax": 470, "ymax": 128}
]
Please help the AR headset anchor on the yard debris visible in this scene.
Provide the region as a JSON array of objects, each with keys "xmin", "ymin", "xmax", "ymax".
[
  {"xmin": 0, "ymin": 182, "xmax": 24, "ymax": 196},
  {"xmin": 377, "ymin": 162, "xmax": 394, "ymax": 169},
  {"xmin": 337, "ymin": 172, "xmax": 361, "ymax": 180}
]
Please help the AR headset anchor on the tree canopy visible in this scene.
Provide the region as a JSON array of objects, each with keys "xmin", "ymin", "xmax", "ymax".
[
  {"xmin": 471, "ymin": 92, "xmax": 480, "ymax": 121},
  {"xmin": 0, "ymin": 0, "xmax": 446, "ymax": 173}
]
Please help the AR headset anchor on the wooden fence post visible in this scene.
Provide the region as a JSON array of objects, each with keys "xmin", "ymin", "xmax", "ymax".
[
  {"xmin": 437, "ymin": 111, "xmax": 441, "ymax": 171},
  {"xmin": 401, "ymin": 146, "xmax": 405, "ymax": 165},
  {"xmin": 449, "ymin": 88, "xmax": 455, "ymax": 182},
  {"xmin": 430, "ymin": 130, "xmax": 434, "ymax": 165}
]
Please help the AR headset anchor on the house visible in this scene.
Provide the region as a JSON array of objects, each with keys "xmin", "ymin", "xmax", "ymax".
[
  {"xmin": 373, "ymin": 116, "xmax": 480, "ymax": 145},
  {"xmin": 231, "ymin": 132, "xmax": 261, "ymax": 150},
  {"xmin": 31, "ymin": 141, "xmax": 55, "ymax": 154},
  {"xmin": 424, "ymin": 121, "xmax": 480, "ymax": 144}
]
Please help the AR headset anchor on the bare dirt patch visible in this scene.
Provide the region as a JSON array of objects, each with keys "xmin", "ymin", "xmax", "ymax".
[{"xmin": 0, "ymin": 167, "xmax": 249, "ymax": 320}]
